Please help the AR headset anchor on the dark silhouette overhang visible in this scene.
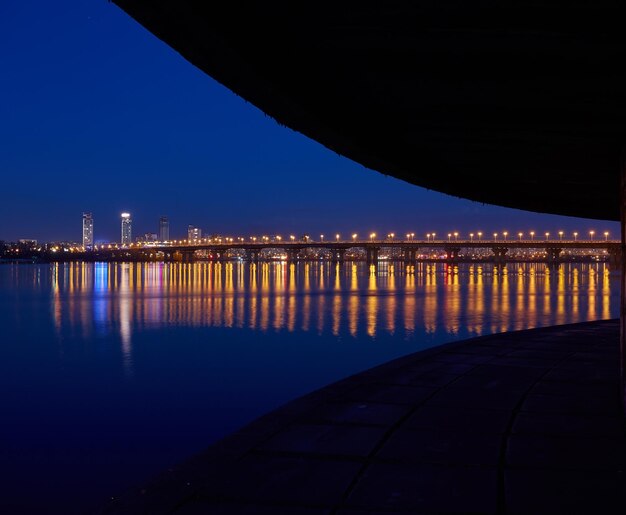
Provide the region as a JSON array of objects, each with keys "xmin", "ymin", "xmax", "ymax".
[{"xmin": 112, "ymin": 1, "xmax": 626, "ymax": 221}]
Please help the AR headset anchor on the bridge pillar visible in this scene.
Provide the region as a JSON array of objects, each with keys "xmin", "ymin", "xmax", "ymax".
[
  {"xmin": 609, "ymin": 248, "xmax": 621, "ymax": 270},
  {"xmin": 491, "ymin": 247, "xmax": 508, "ymax": 265},
  {"xmin": 286, "ymin": 249, "xmax": 299, "ymax": 263},
  {"xmin": 247, "ymin": 249, "xmax": 259, "ymax": 263},
  {"xmin": 403, "ymin": 248, "xmax": 416, "ymax": 264},
  {"xmin": 332, "ymin": 249, "xmax": 345, "ymax": 263},
  {"xmin": 366, "ymin": 247, "xmax": 379, "ymax": 264},
  {"xmin": 546, "ymin": 248, "xmax": 562, "ymax": 265},
  {"xmin": 445, "ymin": 247, "xmax": 461, "ymax": 263}
]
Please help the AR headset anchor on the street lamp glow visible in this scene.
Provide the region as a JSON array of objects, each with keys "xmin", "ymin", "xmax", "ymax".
[
  {"xmin": 290, "ymin": 235, "xmax": 295, "ymax": 241},
  {"xmin": 352, "ymin": 233, "xmax": 357, "ymax": 241},
  {"xmin": 558, "ymin": 231, "xmax": 564, "ymax": 240},
  {"xmin": 336, "ymin": 234, "xmax": 340, "ymax": 241},
  {"xmin": 493, "ymin": 232, "xmax": 498, "ymax": 241},
  {"xmin": 370, "ymin": 233, "xmax": 376, "ymax": 241},
  {"xmin": 503, "ymin": 231, "xmax": 508, "ymax": 240},
  {"xmin": 589, "ymin": 230, "xmax": 595, "ymax": 241},
  {"xmin": 545, "ymin": 232, "xmax": 550, "ymax": 240},
  {"xmin": 604, "ymin": 231, "xmax": 609, "ymax": 241},
  {"xmin": 453, "ymin": 231, "xmax": 458, "ymax": 241},
  {"xmin": 469, "ymin": 233, "xmax": 474, "ymax": 241},
  {"xmin": 573, "ymin": 232, "xmax": 578, "ymax": 241},
  {"xmin": 320, "ymin": 234, "xmax": 324, "ymax": 241},
  {"xmin": 518, "ymin": 232, "xmax": 523, "ymax": 241},
  {"xmin": 530, "ymin": 231, "xmax": 535, "ymax": 240},
  {"xmin": 432, "ymin": 232, "xmax": 436, "ymax": 241},
  {"xmin": 448, "ymin": 233, "xmax": 452, "ymax": 242},
  {"xmin": 477, "ymin": 232, "xmax": 482, "ymax": 241}
]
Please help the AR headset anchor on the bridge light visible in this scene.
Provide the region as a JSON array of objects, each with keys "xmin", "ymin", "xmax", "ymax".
[
  {"xmin": 573, "ymin": 232, "xmax": 578, "ymax": 241},
  {"xmin": 320, "ymin": 234, "xmax": 324, "ymax": 241},
  {"xmin": 390, "ymin": 233, "xmax": 394, "ymax": 240},
  {"xmin": 448, "ymin": 233, "xmax": 452, "ymax": 241},
  {"xmin": 477, "ymin": 232, "xmax": 482, "ymax": 241},
  {"xmin": 336, "ymin": 234, "xmax": 340, "ymax": 241},
  {"xmin": 453, "ymin": 232, "xmax": 458, "ymax": 241},
  {"xmin": 589, "ymin": 230, "xmax": 595, "ymax": 241},
  {"xmin": 518, "ymin": 232, "xmax": 523, "ymax": 241},
  {"xmin": 352, "ymin": 233, "xmax": 357, "ymax": 241},
  {"xmin": 503, "ymin": 231, "xmax": 508, "ymax": 240},
  {"xmin": 290, "ymin": 235, "xmax": 295, "ymax": 241},
  {"xmin": 545, "ymin": 232, "xmax": 550, "ymax": 240},
  {"xmin": 370, "ymin": 233, "xmax": 376, "ymax": 241},
  {"xmin": 604, "ymin": 231, "xmax": 609, "ymax": 241},
  {"xmin": 558, "ymin": 231, "xmax": 564, "ymax": 240},
  {"xmin": 469, "ymin": 233, "xmax": 474, "ymax": 241},
  {"xmin": 530, "ymin": 231, "xmax": 535, "ymax": 240},
  {"xmin": 426, "ymin": 233, "xmax": 431, "ymax": 242},
  {"xmin": 493, "ymin": 232, "xmax": 498, "ymax": 241}
]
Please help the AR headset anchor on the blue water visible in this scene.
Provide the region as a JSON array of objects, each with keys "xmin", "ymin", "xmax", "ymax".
[{"xmin": 0, "ymin": 261, "xmax": 618, "ymax": 514}]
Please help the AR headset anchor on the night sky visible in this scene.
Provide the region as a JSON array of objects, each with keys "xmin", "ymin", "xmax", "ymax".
[{"xmin": 0, "ymin": 1, "xmax": 618, "ymax": 243}]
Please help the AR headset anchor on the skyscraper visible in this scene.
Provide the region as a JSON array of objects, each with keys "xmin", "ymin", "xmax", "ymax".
[
  {"xmin": 121, "ymin": 213, "xmax": 132, "ymax": 245},
  {"xmin": 159, "ymin": 216, "xmax": 169, "ymax": 242},
  {"xmin": 82, "ymin": 212, "xmax": 93, "ymax": 249},
  {"xmin": 188, "ymin": 225, "xmax": 202, "ymax": 242}
]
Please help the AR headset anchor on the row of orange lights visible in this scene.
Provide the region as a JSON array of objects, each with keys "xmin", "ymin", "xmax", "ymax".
[
  {"xmin": 160, "ymin": 230, "xmax": 613, "ymax": 244},
  {"xmin": 85, "ymin": 230, "xmax": 614, "ymax": 250}
]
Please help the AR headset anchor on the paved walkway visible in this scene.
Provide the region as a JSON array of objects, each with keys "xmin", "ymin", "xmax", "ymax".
[{"xmin": 101, "ymin": 320, "xmax": 626, "ymax": 514}]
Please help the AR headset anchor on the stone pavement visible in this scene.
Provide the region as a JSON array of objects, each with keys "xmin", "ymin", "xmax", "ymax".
[{"xmin": 100, "ymin": 320, "xmax": 626, "ymax": 514}]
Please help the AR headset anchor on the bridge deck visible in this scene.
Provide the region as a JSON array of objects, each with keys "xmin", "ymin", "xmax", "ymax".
[
  {"xmin": 100, "ymin": 320, "xmax": 626, "ymax": 514},
  {"xmin": 128, "ymin": 240, "xmax": 620, "ymax": 252}
]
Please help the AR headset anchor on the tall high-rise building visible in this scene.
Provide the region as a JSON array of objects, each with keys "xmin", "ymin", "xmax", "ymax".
[
  {"xmin": 159, "ymin": 216, "xmax": 169, "ymax": 242},
  {"xmin": 121, "ymin": 213, "xmax": 132, "ymax": 245},
  {"xmin": 188, "ymin": 225, "xmax": 202, "ymax": 242},
  {"xmin": 82, "ymin": 212, "xmax": 93, "ymax": 249}
]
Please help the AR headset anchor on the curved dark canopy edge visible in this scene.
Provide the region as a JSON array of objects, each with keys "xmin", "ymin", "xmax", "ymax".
[{"xmin": 113, "ymin": 1, "xmax": 626, "ymax": 221}]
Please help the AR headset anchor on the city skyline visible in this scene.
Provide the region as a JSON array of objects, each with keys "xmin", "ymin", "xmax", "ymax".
[
  {"xmin": 3, "ymin": 208, "xmax": 618, "ymax": 246},
  {"xmin": 79, "ymin": 212, "xmax": 619, "ymax": 246},
  {"xmin": 0, "ymin": 1, "xmax": 620, "ymax": 243}
]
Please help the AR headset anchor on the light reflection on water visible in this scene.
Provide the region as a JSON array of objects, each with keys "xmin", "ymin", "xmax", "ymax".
[
  {"xmin": 48, "ymin": 261, "xmax": 615, "ymax": 371},
  {"xmin": 0, "ymin": 260, "xmax": 618, "ymax": 514}
]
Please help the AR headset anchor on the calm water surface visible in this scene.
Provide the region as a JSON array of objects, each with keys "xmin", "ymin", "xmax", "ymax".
[{"xmin": 0, "ymin": 261, "xmax": 618, "ymax": 513}]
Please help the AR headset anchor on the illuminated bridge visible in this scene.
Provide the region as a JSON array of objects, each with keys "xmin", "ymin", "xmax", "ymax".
[{"xmin": 91, "ymin": 239, "xmax": 620, "ymax": 265}]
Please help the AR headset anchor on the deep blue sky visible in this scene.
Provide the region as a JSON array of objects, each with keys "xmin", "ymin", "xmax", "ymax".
[{"xmin": 0, "ymin": 1, "xmax": 618, "ymax": 242}]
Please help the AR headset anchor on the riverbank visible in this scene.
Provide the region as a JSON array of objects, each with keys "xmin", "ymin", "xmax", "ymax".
[{"xmin": 100, "ymin": 319, "xmax": 625, "ymax": 514}]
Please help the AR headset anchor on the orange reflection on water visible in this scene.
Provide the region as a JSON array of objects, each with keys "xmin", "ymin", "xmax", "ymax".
[
  {"xmin": 367, "ymin": 265, "xmax": 378, "ymax": 337},
  {"xmin": 44, "ymin": 261, "xmax": 619, "ymax": 374}
]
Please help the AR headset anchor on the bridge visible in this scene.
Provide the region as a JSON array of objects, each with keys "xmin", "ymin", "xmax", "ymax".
[{"xmin": 90, "ymin": 239, "xmax": 620, "ymax": 265}]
